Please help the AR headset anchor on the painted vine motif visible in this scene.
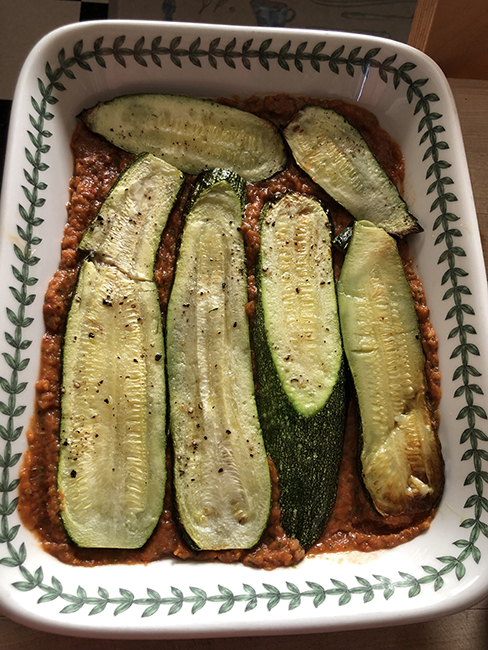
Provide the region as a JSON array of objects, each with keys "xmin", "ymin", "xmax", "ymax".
[{"xmin": 0, "ymin": 34, "xmax": 487, "ymax": 617}]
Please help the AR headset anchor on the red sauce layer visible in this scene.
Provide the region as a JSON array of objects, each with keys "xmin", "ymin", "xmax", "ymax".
[{"xmin": 18, "ymin": 95, "xmax": 441, "ymax": 568}]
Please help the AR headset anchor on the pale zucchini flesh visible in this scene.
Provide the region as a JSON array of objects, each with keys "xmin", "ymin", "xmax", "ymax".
[
  {"xmin": 253, "ymin": 193, "xmax": 348, "ymax": 550},
  {"xmin": 166, "ymin": 170, "xmax": 271, "ymax": 550},
  {"xmin": 258, "ymin": 193, "xmax": 343, "ymax": 417},
  {"xmin": 79, "ymin": 152, "xmax": 184, "ymax": 281},
  {"xmin": 59, "ymin": 262, "xmax": 166, "ymax": 548},
  {"xmin": 337, "ymin": 221, "xmax": 444, "ymax": 516},
  {"xmin": 59, "ymin": 153, "xmax": 181, "ymax": 548},
  {"xmin": 284, "ymin": 106, "xmax": 421, "ymax": 237},
  {"xmin": 80, "ymin": 94, "xmax": 287, "ymax": 182}
]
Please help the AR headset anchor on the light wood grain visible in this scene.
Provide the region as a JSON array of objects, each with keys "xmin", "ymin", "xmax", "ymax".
[
  {"xmin": 449, "ymin": 78, "xmax": 488, "ymax": 271},
  {"xmin": 408, "ymin": 0, "xmax": 488, "ymax": 80},
  {"xmin": 0, "ymin": 79, "xmax": 486, "ymax": 649},
  {"xmin": 408, "ymin": 0, "xmax": 439, "ymax": 51}
]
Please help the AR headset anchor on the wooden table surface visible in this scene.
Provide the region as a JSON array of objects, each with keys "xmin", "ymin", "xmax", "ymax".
[{"xmin": 1, "ymin": 78, "xmax": 487, "ymax": 650}]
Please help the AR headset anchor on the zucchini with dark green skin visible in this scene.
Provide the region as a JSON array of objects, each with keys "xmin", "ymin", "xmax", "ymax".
[
  {"xmin": 166, "ymin": 168, "xmax": 271, "ymax": 550},
  {"xmin": 332, "ymin": 220, "xmax": 355, "ymax": 254},
  {"xmin": 58, "ymin": 153, "xmax": 184, "ymax": 548},
  {"xmin": 253, "ymin": 192, "xmax": 348, "ymax": 550},
  {"xmin": 337, "ymin": 221, "xmax": 444, "ymax": 516},
  {"xmin": 283, "ymin": 106, "xmax": 421, "ymax": 237},
  {"xmin": 80, "ymin": 94, "xmax": 287, "ymax": 182}
]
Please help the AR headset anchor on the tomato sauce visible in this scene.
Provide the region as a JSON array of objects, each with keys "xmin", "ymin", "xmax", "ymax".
[{"xmin": 17, "ymin": 95, "xmax": 441, "ymax": 568}]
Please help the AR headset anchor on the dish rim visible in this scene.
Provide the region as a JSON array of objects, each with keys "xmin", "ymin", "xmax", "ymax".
[{"xmin": 1, "ymin": 19, "xmax": 488, "ymax": 639}]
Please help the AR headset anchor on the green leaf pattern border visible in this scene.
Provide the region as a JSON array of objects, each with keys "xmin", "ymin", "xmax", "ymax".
[{"xmin": 1, "ymin": 34, "xmax": 487, "ymax": 619}]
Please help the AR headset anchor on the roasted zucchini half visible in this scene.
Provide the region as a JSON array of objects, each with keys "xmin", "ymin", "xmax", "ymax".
[
  {"xmin": 337, "ymin": 220, "xmax": 444, "ymax": 516},
  {"xmin": 58, "ymin": 153, "xmax": 184, "ymax": 548},
  {"xmin": 80, "ymin": 93, "xmax": 287, "ymax": 182},
  {"xmin": 166, "ymin": 168, "xmax": 271, "ymax": 550},
  {"xmin": 59, "ymin": 263, "xmax": 166, "ymax": 548},
  {"xmin": 79, "ymin": 152, "xmax": 184, "ymax": 281},
  {"xmin": 283, "ymin": 106, "xmax": 421, "ymax": 237},
  {"xmin": 253, "ymin": 192, "xmax": 348, "ymax": 550}
]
